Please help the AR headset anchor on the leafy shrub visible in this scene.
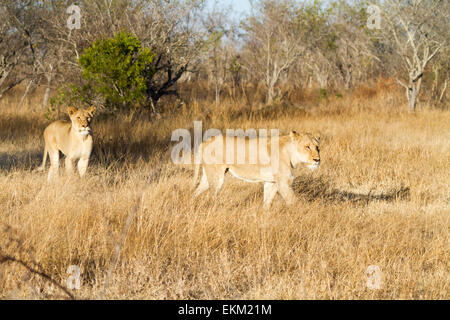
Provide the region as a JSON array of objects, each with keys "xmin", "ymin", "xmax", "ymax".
[{"xmin": 78, "ymin": 31, "xmax": 155, "ymax": 110}]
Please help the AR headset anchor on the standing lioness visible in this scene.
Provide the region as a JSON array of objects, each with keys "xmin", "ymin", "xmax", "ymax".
[
  {"xmin": 37, "ymin": 106, "xmax": 96, "ymax": 181},
  {"xmin": 192, "ymin": 131, "xmax": 321, "ymax": 209}
]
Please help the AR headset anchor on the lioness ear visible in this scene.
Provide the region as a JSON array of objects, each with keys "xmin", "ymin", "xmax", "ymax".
[
  {"xmin": 87, "ymin": 105, "xmax": 96, "ymax": 116},
  {"xmin": 67, "ymin": 107, "xmax": 77, "ymax": 116}
]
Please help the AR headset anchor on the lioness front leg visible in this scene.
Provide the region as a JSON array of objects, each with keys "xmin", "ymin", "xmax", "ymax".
[
  {"xmin": 277, "ymin": 181, "xmax": 296, "ymax": 206},
  {"xmin": 77, "ymin": 156, "xmax": 90, "ymax": 178}
]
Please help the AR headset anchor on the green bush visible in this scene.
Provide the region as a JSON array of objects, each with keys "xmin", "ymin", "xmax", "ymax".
[{"xmin": 78, "ymin": 31, "xmax": 155, "ymax": 110}]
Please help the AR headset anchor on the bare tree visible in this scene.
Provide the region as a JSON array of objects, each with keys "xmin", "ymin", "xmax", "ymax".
[
  {"xmin": 0, "ymin": 0, "xmax": 69, "ymax": 107},
  {"xmin": 124, "ymin": 0, "xmax": 208, "ymax": 112},
  {"xmin": 0, "ymin": 1, "xmax": 33, "ymax": 98},
  {"xmin": 242, "ymin": 0, "xmax": 307, "ymax": 105},
  {"xmin": 384, "ymin": 0, "xmax": 448, "ymax": 111},
  {"xmin": 202, "ymin": 5, "xmax": 238, "ymax": 106},
  {"xmin": 429, "ymin": 45, "xmax": 449, "ymax": 106}
]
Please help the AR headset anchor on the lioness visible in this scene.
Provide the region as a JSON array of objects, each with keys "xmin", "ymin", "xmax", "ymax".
[
  {"xmin": 37, "ymin": 106, "xmax": 96, "ymax": 181},
  {"xmin": 192, "ymin": 131, "xmax": 320, "ymax": 209}
]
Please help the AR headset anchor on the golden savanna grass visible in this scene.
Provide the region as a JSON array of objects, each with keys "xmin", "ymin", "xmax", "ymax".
[{"xmin": 0, "ymin": 85, "xmax": 448, "ymax": 299}]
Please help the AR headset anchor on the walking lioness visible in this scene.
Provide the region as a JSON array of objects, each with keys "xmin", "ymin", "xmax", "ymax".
[
  {"xmin": 192, "ymin": 131, "xmax": 320, "ymax": 209},
  {"xmin": 37, "ymin": 106, "xmax": 96, "ymax": 181}
]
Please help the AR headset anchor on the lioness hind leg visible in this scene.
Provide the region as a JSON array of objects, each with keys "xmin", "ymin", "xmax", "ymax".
[
  {"xmin": 263, "ymin": 182, "xmax": 278, "ymax": 210},
  {"xmin": 193, "ymin": 167, "xmax": 209, "ymax": 197},
  {"xmin": 214, "ymin": 169, "xmax": 226, "ymax": 195}
]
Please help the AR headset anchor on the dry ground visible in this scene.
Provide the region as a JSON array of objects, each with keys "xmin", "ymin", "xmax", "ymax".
[{"xmin": 0, "ymin": 86, "xmax": 448, "ymax": 299}]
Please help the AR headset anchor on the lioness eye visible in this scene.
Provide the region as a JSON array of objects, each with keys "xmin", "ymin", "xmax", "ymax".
[{"xmin": 306, "ymin": 146, "xmax": 310, "ymax": 150}]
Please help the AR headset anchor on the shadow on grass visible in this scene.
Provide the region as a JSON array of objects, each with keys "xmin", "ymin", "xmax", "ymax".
[
  {"xmin": 0, "ymin": 150, "xmax": 43, "ymax": 171},
  {"xmin": 292, "ymin": 174, "xmax": 410, "ymax": 204},
  {"xmin": 91, "ymin": 133, "xmax": 170, "ymax": 166},
  {"xmin": 0, "ymin": 140, "xmax": 171, "ymax": 173},
  {"xmin": 0, "ymin": 113, "xmax": 173, "ymax": 172},
  {"xmin": 0, "ymin": 114, "xmax": 48, "ymax": 143},
  {"xmin": 229, "ymin": 102, "xmax": 308, "ymax": 122}
]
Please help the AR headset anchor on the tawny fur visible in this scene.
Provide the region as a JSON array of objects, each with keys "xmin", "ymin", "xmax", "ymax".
[
  {"xmin": 192, "ymin": 131, "xmax": 320, "ymax": 209},
  {"xmin": 37, "ymin": 106, "xmax": 96, "ymax": 181}
]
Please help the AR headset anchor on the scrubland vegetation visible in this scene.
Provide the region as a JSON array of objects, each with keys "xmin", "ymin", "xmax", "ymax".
[
  {"xmin": 0, "ymin": 0, "xmax": 448, "ymax": 299},
  {"xmin": 0, "ymin": 83, "xmax": 448, "ymax": 299}
]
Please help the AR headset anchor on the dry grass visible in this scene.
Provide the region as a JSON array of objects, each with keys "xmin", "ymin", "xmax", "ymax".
[{"xmin": 0, "ymin": 86, "xmax": 448, "ymax": 299}]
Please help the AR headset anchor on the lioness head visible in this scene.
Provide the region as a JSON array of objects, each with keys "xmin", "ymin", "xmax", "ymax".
[
  {"xmin": 289, "ymin": 131, "xmax": 321, "ymax": 170},
  {"xmin": 68, "ymin": 106, "xmax": 96, "ymax": 136}
]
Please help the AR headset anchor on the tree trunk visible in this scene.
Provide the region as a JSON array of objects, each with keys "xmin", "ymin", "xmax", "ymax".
[
  {"xmin": 18, "ymin": 79, "xmax": 34, "ymax": 108},
  {"xmin": 42, "ymin": 86, "xmax": 51, "ymax": 109},
  {"xmin": 407, "ymin": 88, "xmax": 416, "ymax": 111},
  {"xmin": 266, "ymin": 84, "xmax": 274, "ymax": 105},
  {"xmin": 215, "ymin": 81, "xmax": 220, "ymax": 106},
  {"xmin": 149, "ymin": 98, "xmax": 157, "ymax": 114},
  {"xmin": 406, "ymin": 75, "xmax": 422, "ymax": 112},
  {"xmin": 42, "ymin": 72, "xmax": 53, "ymax": 109}
]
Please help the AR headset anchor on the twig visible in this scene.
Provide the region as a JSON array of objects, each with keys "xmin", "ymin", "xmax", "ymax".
[
  {"xmin": 0, "ymin": 253, "xmax": 75, "ymax": 300},
  {"xmin": 100, "ymin": 191, "xmax": 143, "ymax": 299}
]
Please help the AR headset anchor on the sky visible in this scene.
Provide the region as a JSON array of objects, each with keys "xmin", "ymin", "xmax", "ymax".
[
  {"xmin": 207, "ymin": 0, "xmax": 252, "ymax": 18},
  {"xmin": 226, "ymin": 0, "xmax": 252, "ymax": 15}
]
